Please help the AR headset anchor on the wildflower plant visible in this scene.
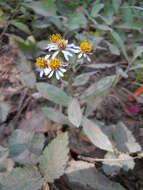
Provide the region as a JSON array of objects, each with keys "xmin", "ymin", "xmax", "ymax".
[
  {"xmin": 1, "ymin": 1, "xmax": 143, "ymax": 190},
  {"xmin": 36, "ymin": 33, "xmax": 93, "ymax": 79}
]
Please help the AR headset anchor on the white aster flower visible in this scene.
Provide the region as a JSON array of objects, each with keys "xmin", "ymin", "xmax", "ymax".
[
  {"xmin": 36, "ymin": 55, "xmax": 50, "ymax": 77},
  {"xmin": 77, "ymin": 41, "xmax": 93, "ymax": 62},
  {"xmin": 46, "ymin": 58, "xmax": 67, "ymax": 80},
  {"xmin": 46, "ymin": 33, "xmax": 79, "ymax": 61}
]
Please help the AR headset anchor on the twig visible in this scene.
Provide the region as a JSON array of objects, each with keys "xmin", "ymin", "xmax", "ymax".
[{"xmin": 78, "ymin": 154, "xmax": 143, "ymax": 163}]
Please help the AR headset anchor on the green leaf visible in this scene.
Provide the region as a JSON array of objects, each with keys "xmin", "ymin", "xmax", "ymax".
[
  {"xmin": 39, "ymin": 132, "xmax": 69, "ymax": 182},
  {"xmin": 16, "ymin": 53, "xmax": 36, "ymax": 88},
  {"xmin": 0, "ymin": 102, "xmax": 10, "ymax": 122},
  {"xmin": 8, "ymin": 129, "xmax": 34, "ymax": 162},
  {"xmin": 68, "ymin": 12, "xmax": 87, "ymax": 30},
  {"xmin": 81, "ymin": 75, "xmax": 116, "ymax": 99},
  {"xmin": 42, "ymin": 107, "xmax": 69, "ymax": 125},
  {"xmin": 113, "ymin": 122, "xmax": 141, "ymax": 153},
  {"xmin": 85, "ymin": 63, "xmax": 115, "ymax": 69},
  {"xmin": 106, "ymin": 41, "xmax": 120, "ymax": 55},
  {"xmin": 21, "ymin": 72, "xmax": 36, "ymax": 89},
  {"xmin": 73, "ymin": 71, "xmax": 96, "ymax": 87},
  {"xmin": 68, "ymin": 98, "xmax": 82, "ymax": 127},
  {"xmin": 110, "ymin": 30, "xmax": 129, "ymax": 61},
  {"xmin": 0, "ymin": 146, "xmax": 9, "ymax": 172},
  {"xmin": 36, "ymin": 82, "xmax": 71, "ymax": 106},
  {"xmin": 132, "ymin": 46, "xmax": 143, "ymax": 62},
  {"xmin": 112, "ymin": 0, "xmax": 121, "ymax": 13},
  {"xmin": 24, "ymin": 0, "xmax": 57, "ymax": 17},
  {"xmin": 136, "ymin": 68, "xmax": 143, "ymax": 82},
  {"xmin": 8, "ymin": 130, "xmax": 45, "ymax": 164},
  {"xmin": 121, "ymin": 2, "xmax": 133, "ymax": 24},
  {"xmin": 96, "ymin": 24, "xmax": 112, "ymax": 31},
  {"xmin": 103, "ymin": 1, "xmax": 114, "ymax": 25},
  {"xmin": 82, "ymin": 117, "xmax": 113, "ymax": 152},
  {"xmin": 91, "ymin": 3, "xmax": 104, "ymax": 17},
  {"xmin": 28, "ymin": 133, "xmax": 45, "ymax": 156},
  {"xmin": 0, "ymin": 167, "xmax": 42, "ymax": 190},
  {"xmin": 10, "ymin": 20, "xmax": 31, "ymax": 35}
]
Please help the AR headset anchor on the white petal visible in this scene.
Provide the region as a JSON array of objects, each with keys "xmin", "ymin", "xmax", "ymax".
[
  {"xmin": 57, "ymin": 70, "xmax": 64, "ymax": 77},
  {"xmin": 56, "ymin": 71, "xmax": 60, "ymax": 80},
  {"xmin": 48, "ymin": 70, "xmax": 54, "ymax": 78},
  {"xmin": 67, "ymin": 44, "xmax": 80, "ymax": 49},
  {"xmin": 62, "ymin": 63, "xmax": 68, "ymax": 67},
  {"xmin": 45, "ymin": 43, "xmax": 55, "ymax": 49},
  {"xmin": 40, "ymin": 70, "xmax": 44, "ymax": 77},
  {"xmin": 44, "ymin": 68, "xmax": 51, "ymax": 75},
  {"xmin": 48, "ymin": 44, "xmax": 58, "ymax": 51},
  {"xmin": 52, "ymin": 50, "xmax": 59, "ymax": 59},
  {"xmin": 45, "ymin": 54, "xmax": 50, "ymax": 61},
  {"xmin": 83, "ymin": 53, "xmax": 87, "ymax": 58},
  {"xmin": 60, "ymin": 68, "xmax": 66, "ymax": 73},
  {"xmin": 62, "ymin": 50, "xmax": 73, "ymax": 61},
  {"xmin": 66, "ymin": 47, "xmax": 80, "ymax": 53},
  {"xmin": 87, "ymin": 55, "xmax": 91, "ymax": 62},
  {"xmin": 78, "ymin": 53, "xmax": 83, "ymax": 59}
]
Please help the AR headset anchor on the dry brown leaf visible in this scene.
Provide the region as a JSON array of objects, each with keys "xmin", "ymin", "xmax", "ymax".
[{"xmin": 42, "ymin": 181, "xmax": 50, "ymax": 190}]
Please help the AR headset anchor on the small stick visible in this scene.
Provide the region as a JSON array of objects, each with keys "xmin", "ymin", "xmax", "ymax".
[{"xmin": 78, "ymin": 154, "xmax": 142, "ymax": 163}]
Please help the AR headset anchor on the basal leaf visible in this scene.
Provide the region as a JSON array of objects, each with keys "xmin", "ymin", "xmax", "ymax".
[
  {"xmin": 68, "ymin": 12, "xmax": 87, "ymax": 30},
  {"xmin": 72, "ymin": 71, "xmax": 96, "ymax": 86},
  {"xmin": 24, "ymin": 0, "xmax": 57, "ymax": 17},
  {"xmin": 68, "ymin": 98, "xmax": 82, "ymax": 127},
  {"xmin": 132, "ymin": 46, "xmax": 143, "ymax": 62},
  {"xmin": 39, "ymin": 132, "xmax": 69, "ymax": 182},
  {"xmin": 8, "ymin": 130, "xmax": 45, "ymax": 164},
  {"xmin": 28, "ymin": 133, "xmax": 45, "ymax": 156},
  {"xmin": 0, "ymin": 102, "xmax": 10, "ymax": 122},
  {"xmin": 10, "ymin": 20, "xmax": 31, "ymax": 35},
  {"xmin": 21, "ymin": 72, "xmax": 36, "ymax": 89},
  {"xmin": 8, "ymin": 129, "xmax": 34, "ymax": 162},
  {"xmin": 106, "ymin": 41, "xmax": 120, "ymax": 55},
  {"xmin": 110, "ymin": 30, "xmax": 129, "ymax": 61},
  {"xmin": 0, "ymin": 167, "xmax": 42, "ymax": 190},
  {"xmin": 37, "ymin": 82, "xmax": 71, "ymax": 106},
  {"xmin": 81, "ymin": 75, "xmax": 116, "ymax": 99},
  {"xmin": 91, "ymin": 3, "xmax": 104, "ymax": 17},
  {"xmin": 113, "ymin": 122, "xmax": 141, "ymax": 153},
  {"xmin": 42, "ymin": 107, "xmax": 69, "ymax": 125},
  {"xmin": 112, "ymin": 0, "xmax": 121, "ymax": 13},
  {"xmin": 82, "ymin": 117, "xmax": 113, "ymax": 152}
]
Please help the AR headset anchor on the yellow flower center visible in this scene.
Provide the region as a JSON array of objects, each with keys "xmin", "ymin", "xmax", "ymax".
[
  {"xmin": 36, "ymin": 57, "xmax": 47, "ymax": 69},
  {"xmin": 50, "ymin": 33, "xmax": 62, "ymax": 43},
  {"xmin": 49, "ymin": 58, "xmax": 60, "ymax": 70},
  {"xmin": 58, "ymin": 39, "xmax": 67, "ymax": 50},
  {"xmin": 80, "ymin": 41, "xmax": 92, "ymax": 54}
]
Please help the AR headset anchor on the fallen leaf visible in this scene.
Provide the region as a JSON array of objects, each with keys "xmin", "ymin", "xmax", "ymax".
[
  {"xmin": 19, "ymin": 110, "xmax": 51, "ymax": 133},
  {"xmin": 128, "ymin": 85, "xmax": 143, "ymax": 101},
  {"xmin": 42, "ymin": 181, "xmax": 50, "ymax": 190},
  {"xmin": 126, "ymin": 104, "xmax": 139, "ymax": 116}
]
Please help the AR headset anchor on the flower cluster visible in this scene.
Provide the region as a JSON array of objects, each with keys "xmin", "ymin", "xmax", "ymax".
[{"xmin": 36, "ymin": 33, "xmax": 92, "ymax": 80}]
